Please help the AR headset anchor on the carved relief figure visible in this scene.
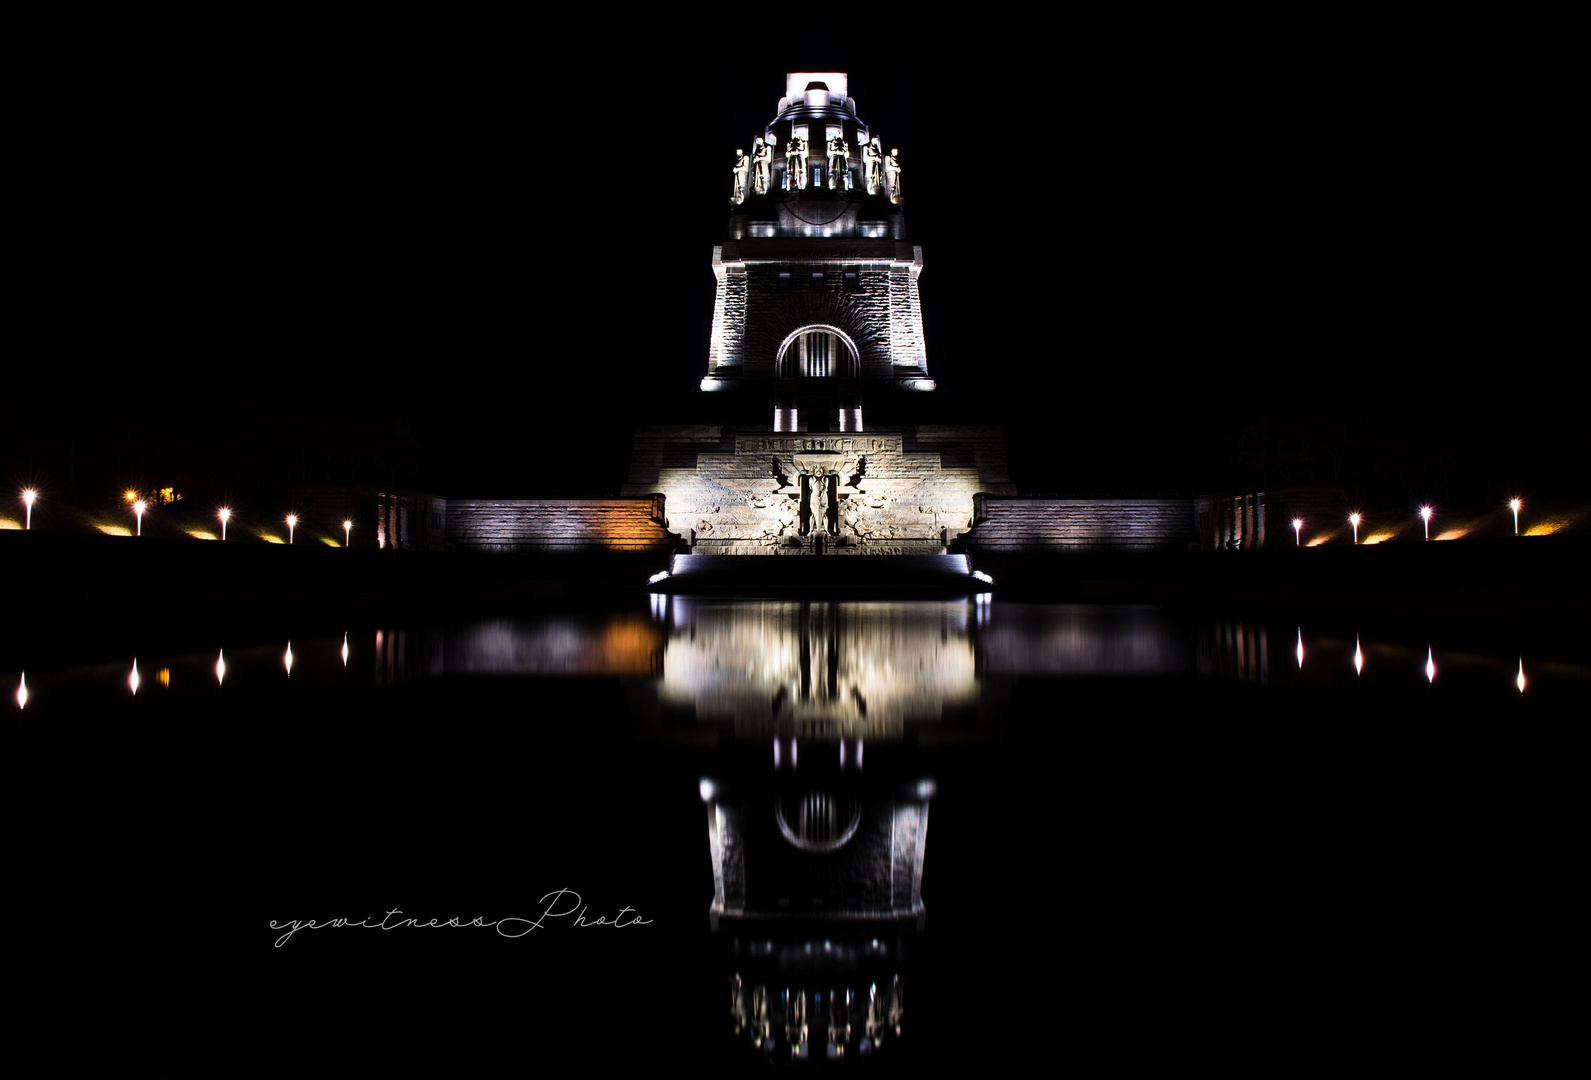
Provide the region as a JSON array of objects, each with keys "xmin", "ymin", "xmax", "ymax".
[
  {"xmin": 751, "ymin": 138, "xmax": 772, "ymax": 195},
  {"xmin": 786, "ymin": 133, "xmax": 808, "ymax": 191},
  {"xmin": 731, "ymin": 148, "xmax": 749, "ymax": 204},
  {"xmin": 882, "ymin": 148, "xmax": 902, "ymax": 203},
  {"xmin": 827, "ymin": 134, "xmax": 850, "ymax": 190},
  {"xmin": 811, "ymin": 472, "xmax": 828, "ymax": 534},
  {"xmin": 862, "ymin": 138, "xmax": 882, "ymax": 194}
]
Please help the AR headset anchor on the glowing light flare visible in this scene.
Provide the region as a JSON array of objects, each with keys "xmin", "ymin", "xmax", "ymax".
[
  {"xmin": 1509, "ymin": 498, "xmax": 1522, "ymax": 535},
  {"xmin": 648, "ymin": 570, "xmax": 670, "ymax": 584},
  {"xmin": 216, "ymin": 649, "xmax": 226, "ymax": 685},
  {"xmin": 971, "ymin": 569, "xmax": 995, "ymax": 584},
  {"xmin": 1516, "ymin": 658, "xmax": 1526, "ymax": 694},
  {"xmin": 16, "ymin": 672, "xmax": 26, "ymax": 709},
  {"xmin": 343, "ymin": 520, "xmax": 352, "ymax": 547},
  {"xmin": 284, "ymin": 642, "xmax": 293, "ymax": 676},
  {"xmin": 1292, "ymin": 518, "xmax": 1302, "ymax": 546},
  {"xmin": 129, "ymin": 660, "xmax": 140, "ymax": 695},
  {"xmin": 219, "ymin": 507, "xmax": 231, "ymax": 540},
  {"xmin": 1295, "ymin": 628, "xmax": 1304, "ymax": 669},
  {"xmin": 22, "ymin": 489, "xmax": 37, "ymax": 530},
  {"xmin": 125, "ymin": 490, "xmax": 139, "ymax": 504},
  {"xmin": 1425, "ymin": 647, "xmax": 1436, "ymax": 684},
  {"xmin": 1349, "ymin": 513, "xmax": 1361, "ymax": 544},
  {"xmin": 1419, "ymin": 506, "xmax": 1433, "ymax": 540},
  {"xmin": 286, "ymin": 514, "xmax": 298, "ymax": 544},
  {"xmin": 1354, "ymin": 635, "xmax": 1363, "ymax": 675},
  {"xmin": 133, "ymin": 500, "xmax": 147, "ymax": 536},
  {"xmin": 342, "ymin": 632, "xmax": 349, "ymax": 667}
]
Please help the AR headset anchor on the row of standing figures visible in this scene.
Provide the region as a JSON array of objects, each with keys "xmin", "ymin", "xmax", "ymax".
[{"xmin": 733, "ymin": 136, "xmax": 901, "ymax": 203}]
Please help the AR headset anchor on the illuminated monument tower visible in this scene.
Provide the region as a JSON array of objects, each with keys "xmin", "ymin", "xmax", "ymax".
[{"xmin": 623, "ymin": 72, "xmax": 1016, "ymax": 554}]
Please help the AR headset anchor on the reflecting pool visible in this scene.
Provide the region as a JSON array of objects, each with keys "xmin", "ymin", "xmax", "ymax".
[{"xmin": 11, "ymin": 597, "xmax": 1584, "ymax": 1067}]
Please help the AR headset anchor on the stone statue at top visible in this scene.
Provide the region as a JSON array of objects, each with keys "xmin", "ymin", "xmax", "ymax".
[
  {"xmin": 751, "ymin": 138, "xmax": 773, "ymax": 195},
  {"xmin": 862, "ymin": 138, "xmax": 882, "ymax": 195},
  {"xmin": 730, "ymin": 148, "xmax": 750, "ymax": 204},
  {"xmin": 786, "ymin": 133, "xmax": 809, "ymax": 191},
  {"xmin": 827, "ymin": 134, "xmax": 850, "ymax": 190},
  {"xmin": 883, "ymin": 148, "xmax": 902, "ymax": 203}
]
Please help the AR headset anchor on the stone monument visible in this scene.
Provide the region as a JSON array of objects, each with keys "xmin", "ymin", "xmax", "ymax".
[{"xmin": 624, "ymin": 72, "xmax": 1016, "ymax": 555}]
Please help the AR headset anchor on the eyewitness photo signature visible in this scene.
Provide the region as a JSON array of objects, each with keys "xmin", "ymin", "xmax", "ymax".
[{"xmin": 270, "ymin": 889, "xmax": 653, "ymax": 948}]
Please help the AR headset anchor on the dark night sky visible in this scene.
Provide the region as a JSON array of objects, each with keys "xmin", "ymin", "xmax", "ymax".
[{"xmin": 10, "ymin": 20, "xmax": 1582, "ymax": 510}]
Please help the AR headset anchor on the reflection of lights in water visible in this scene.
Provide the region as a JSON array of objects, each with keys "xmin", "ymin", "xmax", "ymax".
[
  {"xmin": 1426, "ymin": 647, "xmax": 1436, "ymax": 683},
  {"xmin": 1517, "ymin": 659, "xmax": 1526, "ymax": 694},
  {"xmin": 284, "ymin": 642, "xmax": 293, "ymax": 676},
  {"xmin": 792, "ymin": 738, "xmax": 798, "ymax": 769},
  {"xmin": 773, "ymin": 739, "xmax": 780, "ymax": 768},
  {"xmin": 649, "ymin": 592, "xmax": 667, "ymax": 620},
  {"xmin": 1354, "ymin": 635, "xmax": 1363, "ymax": 675},
  {"xmin": 129, "ymin": 660, "xmax": 140, "ymax": 694},
  {"xmin": 342, "ymin": 633, "xmax": 349, "ymax": 667},
  {"xmin": 839, "ymin": 740, "xmax": 845, "ymax": 766},
  {"xmin": 1296, "ymin": 628, "xmax": 1304, "ymax": 669},
  {"xmin": 216, "ymin": 649, "xmax": 226, "ymax": 685},
  {"xmin": 16, "ymin": 673, "xmax": 26, "ymax": 709},
  {"xmin": 856, "ymin": 739, "xmax": 863, "ymax": 769},
  {"xmin": 158, "ymin": 667, "xmax": 170, "ymax": 687}
]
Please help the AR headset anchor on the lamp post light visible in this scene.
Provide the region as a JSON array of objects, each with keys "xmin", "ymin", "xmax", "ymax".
[
  {"xmin": 1292, "ymin": 518, "xmax": 1302, "ymax": 546},
  {"xmin": 133, "ymin": 499, "xmax": 147, "ymax": 537},
  {"xmin": 1420, "ymin": 505, "xmax": 1433, "ymax": 540},
  {"xmin": 287, "ymin": 514, "xmax": 298, "ymax": 544},
  {"xmin": 22, "ymin": 489, "xmax": 37, "ymax": 530},
  {"xmin": 218, "ymin": 507, "xmax": 231, "ymax": 540},
  {"xmin": 343, "ymin": 520, "xmax": 352, "ymax": 548},
  {"xmin": 1509, "ymin": 498, "xmax": 1521, "ymax": 535},
  {"xmin": 1349, "ymin": 512, "xmax": 1361, "ymax": 544}
]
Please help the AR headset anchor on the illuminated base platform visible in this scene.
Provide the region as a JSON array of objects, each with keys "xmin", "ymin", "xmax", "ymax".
[{"xmin": 656, "ymin": 553, "xmax": 981, "ymax": 595}]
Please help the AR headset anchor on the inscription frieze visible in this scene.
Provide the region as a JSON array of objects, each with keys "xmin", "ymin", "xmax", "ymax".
[{"xmin": 738, "ymin": 435, "xmax": 900, "ymax": 454}]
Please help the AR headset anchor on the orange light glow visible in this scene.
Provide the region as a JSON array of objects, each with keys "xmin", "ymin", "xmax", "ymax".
[
  {"xmin": 1434, "ymin": 528, "xmax": 1468, "ymax": 541},
  {"xmin": 1362, "ymin": 533, "xmax": 1393, "ymax": 545}
]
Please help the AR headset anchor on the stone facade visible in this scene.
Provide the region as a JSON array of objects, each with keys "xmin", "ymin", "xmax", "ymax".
[{"xmin": 623, "ymin": 426, "xmax": 1014, "ymax": 555}]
